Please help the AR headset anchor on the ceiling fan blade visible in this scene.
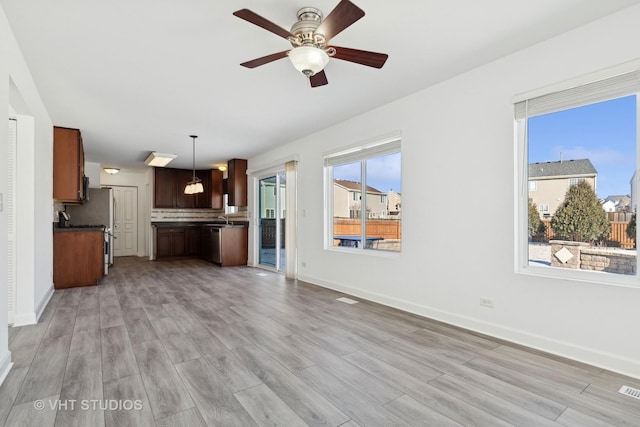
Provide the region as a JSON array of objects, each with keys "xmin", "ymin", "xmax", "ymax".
[
  {"xmin": 316, "ymin": 0, "xmax": 365, "ymax": 42},
  {"xmin": 240, "ymin": 51, "xmax": 289, "ymax": 68},
  {"xmin": 310, "ymin": 70, "xmax": 328, "ymax": 87},
  {"xmin": 331, "ymin": 46, "xmax": 388, "ymax": 68},
  {"xmin": 233, "ymin": 9, "xmax": 294, "ymax": 40}
]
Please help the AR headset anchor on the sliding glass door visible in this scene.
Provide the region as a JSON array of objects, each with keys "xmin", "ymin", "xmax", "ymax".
[{"xmin": 258, "ymin": 172, "xmax": 286, "ymax": 271}]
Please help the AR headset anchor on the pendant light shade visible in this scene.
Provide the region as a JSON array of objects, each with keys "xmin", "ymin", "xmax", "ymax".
[{"xmin": 184, "ymin": 135, "xmax": 204, "ymax": 195}]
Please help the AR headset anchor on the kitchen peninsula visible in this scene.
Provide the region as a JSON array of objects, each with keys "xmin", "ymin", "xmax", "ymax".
[{"xmin": 151, "ymin": 221, "xmax": 248, "ymax": 266}]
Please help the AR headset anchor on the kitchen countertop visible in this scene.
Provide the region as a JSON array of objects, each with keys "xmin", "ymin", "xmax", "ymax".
[
  {"xmin": 53, "ymin": 224, "xmax": 106, "ymax": 232},
  {"xmin": 151, "ymin": 221, "xmax": 249, "ymax": 228}
]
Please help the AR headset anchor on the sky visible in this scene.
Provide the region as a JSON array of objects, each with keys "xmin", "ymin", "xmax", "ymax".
[
  {"xmin": 333, "ymin": 152, "xmax": 402, "ymax": 193},
  {"xmin": 528, "ymin": 95, "xmax": 636, "ymax": 199}
]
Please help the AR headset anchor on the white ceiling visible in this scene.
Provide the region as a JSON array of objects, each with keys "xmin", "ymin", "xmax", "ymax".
[{"xmin": 3, "ymin": 0, "xmax": 639, "ymax": 171}]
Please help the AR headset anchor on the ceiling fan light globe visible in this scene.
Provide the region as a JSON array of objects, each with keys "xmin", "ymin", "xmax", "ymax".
[{"xmin": 288, "ymin": 46, "xmax": 329, "ymax": 76}]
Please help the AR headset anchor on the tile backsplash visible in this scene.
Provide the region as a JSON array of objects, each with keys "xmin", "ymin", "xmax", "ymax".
[{"xmin": 150, "ymin": 207, "xmax": 248, "ymax": 222}]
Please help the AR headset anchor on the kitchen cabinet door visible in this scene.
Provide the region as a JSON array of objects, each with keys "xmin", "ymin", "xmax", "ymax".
[
  {"xmin": 185, "ymin": 227, "xmax": 200, "ymax": 256},
  {"xmin": 53, "ymin": 230, "xmax": 104, "ymax": 288},
  {"xmin": 155, "ymin": 227, "xmax": 187, "ymax": 258},
  {"xmin": 53, "ymin": 126, "xmax": 85, "ymax": 203},
  {"xmin": 227, "ymin": 159, "xmax": 248, "ymax": 206},
  {"xmin": 194, "ymin": 170, "xmax": 213, "ymax": 209},
  {"xmin": 154, "ymin": 168, "xmax": 176, "ymax": 208},
  {"xmin": 156, "ymin": 231, "xmax": 173, "ymax": 258},
  {"xmin": 210, "ymin": 169, "xmax": 224, "ymax": 210},
  {"xmin": 175, "ymin": 169, "xmax": 195, "ymax": 208}
]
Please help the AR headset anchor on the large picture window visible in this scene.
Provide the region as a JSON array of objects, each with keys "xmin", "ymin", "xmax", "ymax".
[
  {"xmin": 325, "ymin": 137, "xmax": 401, "ymax": 253},
  {"xmin": 515, "ymin": 68, "xmax": 639, "ymax": 285}
]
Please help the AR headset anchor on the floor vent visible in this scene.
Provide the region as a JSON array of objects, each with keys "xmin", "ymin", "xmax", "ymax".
[
  {"xmin": 337, "ymin": 297, "xmax": 359, "ymax": 304},
  {"xmin": 618, "ymin": 385, "xmax": 640, "ymax": 400}
]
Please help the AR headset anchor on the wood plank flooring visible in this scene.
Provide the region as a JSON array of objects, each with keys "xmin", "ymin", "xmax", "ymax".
[{"xmin": 2, "ymin": 256, "xmax": 640, "ymax": 426}]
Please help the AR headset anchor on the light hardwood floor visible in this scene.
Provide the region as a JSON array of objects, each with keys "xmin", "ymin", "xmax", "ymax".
[{"xmin": 2, "ymin": 257, "xmax": 639, "ymax": 426}]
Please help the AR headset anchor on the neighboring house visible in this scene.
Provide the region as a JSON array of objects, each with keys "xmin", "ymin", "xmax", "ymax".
[
  {"xmin": 601, "ymin": 195, "xmax": 631, "ymax": 212},
  {"xmin": 387, "ymin": 189, "xmax": 402, "ymax": 218},
  {"xmin": 528, "ymin": 159, "xmax": 597, "ymax": 218},
  {"xmin": 333, "ymin": 180, "xmax": 388, "ymax": 219},
  {"xmin": 259, "ymin": 178, "xmax": 286, "ymax": 219}
]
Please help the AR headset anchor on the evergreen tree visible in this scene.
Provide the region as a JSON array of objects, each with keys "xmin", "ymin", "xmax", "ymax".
[
  {"xmin": 550, "ymin": 180, "xmax": 610, "ymax": 243},
  {"xmin": 627, "ymin": 212, "xmax": 636, "ymax": 242},
  {"xmin": 528, "ymin": 198, "xmax": 542, "ymax": 239}
]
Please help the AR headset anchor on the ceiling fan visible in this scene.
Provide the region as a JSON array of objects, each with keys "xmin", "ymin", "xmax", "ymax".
[{"xmin": 233, "ymin": 0, "xmax": 388, "ymax": 88}]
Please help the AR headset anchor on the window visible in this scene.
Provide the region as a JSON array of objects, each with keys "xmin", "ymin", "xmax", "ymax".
[
  {"xmin": 516, "ymin": 68, "xmax": 638, "ymax": 285},
  {"xmin": 325, "ymin": 136, "xmax": 401, "ymax": 253},
  {"xmin": 568, "ymin": 177, "xmax": 585, "ymax": 187}
]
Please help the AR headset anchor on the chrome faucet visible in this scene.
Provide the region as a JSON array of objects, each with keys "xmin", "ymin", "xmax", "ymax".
[{"xmin": 217, "ymin": 215, "xmax": 229, "ymax": 225}]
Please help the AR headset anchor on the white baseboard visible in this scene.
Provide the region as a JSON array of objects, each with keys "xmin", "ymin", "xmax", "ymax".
[
  {"xmin": 35, "ymin": 285, "xmax": 55, "ymax": 322},
  {"xmin": 297, "ymin": 273, "xmax": 640, "ymax": 380},
  {"xmin": 11, "ymin": 283, "xmax": 54, "ymax": 327},
  {"xmin": 11, "ymin": 312, "xmax": 37, "ymax": 327},
  {"xmin": 0, "ymin": 352, "xmax": 13, "ymax": 386}
]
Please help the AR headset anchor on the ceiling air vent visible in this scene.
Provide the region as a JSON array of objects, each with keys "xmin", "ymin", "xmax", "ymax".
[{"xmin": 618, "ymin": 385, "xmax": 640, "ymax": 400}]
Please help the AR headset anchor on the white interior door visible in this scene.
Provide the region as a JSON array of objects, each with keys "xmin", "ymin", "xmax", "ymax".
[{"xmin": 113, "ymin": 186, "xmax": 137, "ymax": 257}]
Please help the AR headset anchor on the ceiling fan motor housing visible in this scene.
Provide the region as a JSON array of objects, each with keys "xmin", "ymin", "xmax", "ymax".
[{"xmin": 290, "ymin": 7, "xmax": 325, "ymax": 46}]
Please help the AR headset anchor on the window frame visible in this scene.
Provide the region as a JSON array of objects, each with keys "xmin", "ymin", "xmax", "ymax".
[
  {"xmin": 324, "ymin": 134, "xmax": 401, "ymax": 256},
  {"xmin": 514, "ymin": 64, "xmax": 640, "ymax": 288},
  {"xmin": 568, "ymin": 177, "xmax": 586, "ymax": 187}
]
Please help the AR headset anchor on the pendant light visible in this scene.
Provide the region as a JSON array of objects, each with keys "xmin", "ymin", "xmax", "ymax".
[{"xmin": 184, "ymin": 135, "xmax": 204, "ymax": 194}]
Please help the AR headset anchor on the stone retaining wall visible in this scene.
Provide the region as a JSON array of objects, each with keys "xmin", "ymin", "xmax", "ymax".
[
  {"xmin": 550, "ymin": 240, "xmax": 636, "ymax": 275},
  {"xmin": 580, "ymin": 249, "xmax": 636, "ymax": 275}
]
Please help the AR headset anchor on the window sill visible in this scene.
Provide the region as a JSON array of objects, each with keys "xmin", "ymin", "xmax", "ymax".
[
  {"xmin": 517, "ymin": 263, "xmax": 640, "ymax": 289},
  {"xmin": 326, "ymin": 246, "xmax": 401, "ymax": 258}
]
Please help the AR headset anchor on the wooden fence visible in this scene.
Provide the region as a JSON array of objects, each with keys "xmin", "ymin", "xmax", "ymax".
[
  {"xmin": 333, "ymin": 218, "xmax": 402, "ymax": 240},
  {"xmin": 540, "ymin": 220, "xmax": 634, "ymax": 249}
]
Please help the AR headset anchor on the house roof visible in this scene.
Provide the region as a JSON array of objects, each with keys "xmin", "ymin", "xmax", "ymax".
[
  {"xmin": 604, "ymin": 195, "xmax": 631, "ymax": 205},
  {"xmin": 528, "ymin": 159, "xmax": 597, "ymax": 179},
  {"xmin": 334, "ymin": 180, "xmax": 384, "ymax": 195}
]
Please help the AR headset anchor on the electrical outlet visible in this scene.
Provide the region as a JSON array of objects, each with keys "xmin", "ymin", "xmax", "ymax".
[
  {"xmin": 480, "ymin": 297, "xmax": 494, "ymax": 308},
  {"xmin": 301, "ymin": 262, "xmax": 307, "ymax": 267}
]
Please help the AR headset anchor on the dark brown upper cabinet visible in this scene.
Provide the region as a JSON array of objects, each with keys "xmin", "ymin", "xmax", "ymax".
[
  {"xmin": 154, "ymin": 167, "xmax": 220, "ymax": 209},
  {"xmin": 227, "ymin": 159, "xmax": 247, "ymax": 207}
]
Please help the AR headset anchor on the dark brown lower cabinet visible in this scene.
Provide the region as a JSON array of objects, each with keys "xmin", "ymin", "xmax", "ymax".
[
  {"xmin": 185, "ymin": 227, "xmax": 200, "ymax": 256},
  {"xmin": 156, "ymin": 227, "xmax": 186, "ymax": 258},
  {"xmin": 53, "ymin": 230, "xmax": 104, "ymax": 288},
  {"xmin": 155, "ymin": 224, "xmax": 247, "ymax": 266}
]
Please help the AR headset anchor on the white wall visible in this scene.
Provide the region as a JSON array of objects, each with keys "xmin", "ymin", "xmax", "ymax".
[
  {"xmin": 99, "ymin": 168, "xmax": 153, "ymax": 257},
  {"xmin": 249, "ymin": 5, "xmax": 640, "ymax": 378},
  {"xmin": 1, "ymin": 4, "xmax": 54, "ymax": 382}
]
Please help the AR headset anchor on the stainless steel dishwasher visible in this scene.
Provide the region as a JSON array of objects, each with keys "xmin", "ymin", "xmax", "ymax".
[{"xmin": 211, "ymin": 227, "xmax": 222, "ymax": 264}]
